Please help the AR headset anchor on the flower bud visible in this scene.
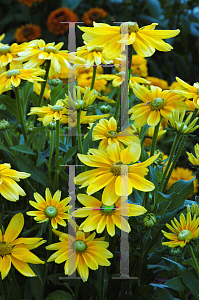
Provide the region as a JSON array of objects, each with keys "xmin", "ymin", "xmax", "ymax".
[
  {"xmin": 0, "ymin": 119, "xmax": 10, "ymax": 131},
  {"xmin": 170, "ymin": 247, "xmax": 181, "ymax": 256},
  {"xmin": 75, "ymin": 100, "xmax": 85, "ymax": 111},
  {"xmin": 143, "ymin": 213, "xmax": 156, "ymax": 229},
  {"xmin": 48, "ymin": 121, "xmax": 56, "ymax": 130},
  {"xmin": 100, "ymin": 105, "xmax": 112, "ymax": 114},
  {"xmin": 153, "ymin": 150, "xmax": 164, "ymax": 165},
  {"xmin": 51, "ymin": 79, "xmax": 63, "ymax": 86}
]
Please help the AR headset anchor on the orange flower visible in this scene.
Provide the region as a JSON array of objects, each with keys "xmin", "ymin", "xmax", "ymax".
[
  {"xmin": 82, "ymin": 8, "xmax": 107, "ymax": 25},
  {"xmin": 15, "ymin": 24, "xmax": 41, "ymax": 43},
  {"xmin": 17, "ymin": 0, "xmax": 42, "ymax": 7},
  {"xmin": 146, "ymin": 76, "xmax": 169, "ymax": 90},
  {"xmin": 47, "ymin": 8, "xmax": 78, "ymax": 35}
]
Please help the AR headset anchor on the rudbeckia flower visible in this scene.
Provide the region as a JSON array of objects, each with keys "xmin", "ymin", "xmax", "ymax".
[
  {"xmin": 129, "ymin": 84, "xmax": 187, "ymax": 127},
  {"xmin": 82, "ymin": 8, "xmax": 107, "ymax": 25},
  {"xmin": 79, "ymin": 22, "xmax": 180, "ymax": 58},
  {"xmin": 15, "ymin": 24, "xmax": 42, "ymax": 43},
  {"xmin": 162, "ymin": 212, "xmax": 199, "ymax": 248},
  {"xmin": 92, "ymin": 116, "xmax": 139, "ymax": 150},
  {"xmin": 26, "ymin": 188, "xmax": 71, "ymax": 229},
  {"xmin": 97, "ymin": 72, "xmax": 150, "ymax": 87},
  {"xmin": 46, "ymin": 228, "xmax": 113, "ymax": 282},
  {"xmin": 0, "ymin": 163, "xmax": 30, "ymax": 201},
  {"xmin": 0, "ymin": 213, "xmax": 45, "ymax": 279},
  {"xmin": 74, "ymin": 194, "xmax": 147, "ymax": 236},
  {"xmin": 187, "ymin": 144, "xmax": 199, "ymax": 166},
  {"xmin": 75, "ymin": 143, "xmax": 159, "ymax": 205}
]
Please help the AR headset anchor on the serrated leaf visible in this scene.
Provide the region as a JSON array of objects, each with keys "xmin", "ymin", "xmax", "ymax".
[
  {"xmin": 165, "ymin": 277, "xmax": 185, "ymax": 292},
  {"xmin": 45, "ymin": 290, "xmax": 73, "ymax": 300},
  {"xmin": 10, "ymin": 144, "xmax": 36, "ymax": 155}
]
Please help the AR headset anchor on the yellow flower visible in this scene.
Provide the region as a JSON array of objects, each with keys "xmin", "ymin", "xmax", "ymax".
[
  {"xmin": 33, "ymin": 81, "xmax": 50, "ymax": 99},
  {"xmin": 77, "ymin": 71, "xmax": 107, "ymax": 92},
  {"xmin": 0, "ymin": 163, "xmax": 30, "ymax": 201},
  {"xmin": 167, "ymin": 167, "xmax": 198, "ymax": 197},
  {"xmin": 97, "ymin": 72, "xmax": 150, "ymax": 87},
  {"xmin": 144, "ymin": 124, "xmax": 166, "ymax": 147},
  {"xmin": 79, "ymin": 22, "xmax": 180, "ymax": 58},
  {"xmin": 75, "ymin": 143, "xmax": 159, "ymax": 205},
  {"xmin": 26, "ymin": 188, "xmax": 71, "ymax": 229},
  {"xmin": 129, "ymin": 84, "xmax": 187, "ymax": 127},
  {"xmin": 162, "ymin": 212, "xmax": 199, "ymax": 248},
  {"xmin": 28, "ymin": 100, "xmax": 67, "ymax": 126},
  {"xmin": 187, "ymin": 203, "xmax": 199, "ymax": 217},
  {"xmin": 92, "ymin": 117, "xmax": 140, "ymax": 151},
  {"xmin": 74, "ymin": 194, "xmax": 146, "ymax": 237},
  {"xmin": 77, "ymin": 86, "xmax": 115, "ymax": 103},
  {"xmin": 0, "ymin": 66, "xmax": 45, "ymax": 95},
  {"xmin": 168, "ymin": 109, "xmax": 199, "ymax": 134},
  {"xmin": 146, "ymin": 76, "xmax": 169, "ymax": 90},
  {"xmin": 17, "ymin": 39, "xmax": 85, "ymax": 76},
  {"xmin": 46, "ymin": 228, "xmax": 113, "ymax": 282},
  {"xmin": 174, "ymin": 77, "xmax": 199, "ymax": 108},
  {"xmin": 187, "ymin": 144, "xmax": 199, "ymax": 166},
  {"xmin": 0, "ymin": 213, "xmax": 45, "ymax": 279},
  {"xmin": 131, "ymin": 55, "xmax": 148, "ymax": 77}
]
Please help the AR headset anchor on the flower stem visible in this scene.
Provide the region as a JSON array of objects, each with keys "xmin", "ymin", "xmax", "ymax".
[
  {"xmin": 54, "ymin": 119, "xmax": 60, "ymax": 191},
  {"xmin": 15, "ymin": 86, "xmax": 27, "ymax": 141},
  {"xmin": 34, "ymin": 60, "xmax": 51, "ymax": 127},
  {"xmin": 90, "ymin": 66, "xmax": 97, "ymax": 90},
  {"xmin": 189, "ymin": 108, "xmax": 198, "ymax": 123},
  {"xmin": 162, "ymin": 135, "xmax": 187, "ymax": 193},
  {"xmin": 4, "ymin": 131, "xmax": 16, "ymax": 156},
  {"xmin": 159, "ymin": 134, "xmax": 181, "ymax": 193},
  {"xmin": 150, "ymin": 121, "xmax": 160, "ymax": 157},
  {"xmin": 48, "ymin": 130, "xmax": 55, "ymax": 185},
  {"xmin": 39, "ymin": 222, "xmax": 52, "ymax": 300},
  {"xmin": 189, "ymin": 244, "xmax": 199, "ymax": 279},
  {"xmin": 74, "ymin": 279, "xmax": 80, "ymax": 300},
  {"xmin": 77, "ymin": 110, "xmax": 83, "ymax": 154},
  {"xmin": 114, "ymin": 90, "xmax": 121, "ymax": 123},
  {"xmin": 128, "ymin": 45, "xmax": 133, "ymax": 83},
  {"xmin": 2, "ymin": 277, "xmax": 10, "ymax": 300}
]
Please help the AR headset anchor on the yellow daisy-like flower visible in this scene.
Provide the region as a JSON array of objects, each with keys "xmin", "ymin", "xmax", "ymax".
[
  {"xmin": 28, "ymin": 99, "xmax": 67, "ymax": 126},
  {"xmin": 173, "ymin": 77, "xmax": 199, "ymax": 109},
  {"xmin": 79, "ymin": 22, "xmax": 180, "ymax": 58},
  {"xmin": 129, "ymin": 84, "xmax": 187, "ymax": 127},
  {"xmin": 0, "ymin": 213, "xmax": 45, "ymax": 279},
  {"xmin": 46, "ymin": 228, "xmax": 113, "ymax": 282},
  {"xmin": 75, "ymin": 143, "xmax": 159, "ymax": 205},
  {"xmin": 92, "ymin": 116, "xmax": 139, "ymax": 151},
  {"xmin": 0, "ymin": 66, "xmax": 45, "ymax": 95},
  {"xmin": 162, "ymin": 212, "xmax": 199, "ymax": 248},
  {"xmin": 76, "ymin": 45, "xmax": 113, "ymax": 68},
  {"xmin": 74, "ymin": 194, "xmax": 146, "ymax": 237},
  {"xmin": 33, "ymin": 81, "xmax": 50, "ymax": 99},
  {"xmin": 97, "ymin": 72, "xmax": 150, "ymax": 87},
  {"xmin": 187, "ymin": 144, "xmax": 199, "ymax": 166},
  {"xmin": 131, "ymin": 55, "xmax": 148, "ymax": 77},
  {"xmin": 0, "ymin": 163, "xmax": 30, "ymax": 201},
  {"xmin": 26, "ymin": 188, "xmax": 71, "ymax": 229},
  {"xmin": 77, "ymin": 71, "xmax": 107, "ymax": 92},
  {"xmin": 167, "ymin": 167, "xmax": 198, "ymax": 197},
  {"xmin": 146, "ymin": 76, "xmax": 169, "ymax": 90},
  {"xmin": 77, "ymin": 85, "xmax": 114, "ymax": 103},
  {"xmin": 17, "ymin": 39, "xmax": 85, "ymax": 76}
]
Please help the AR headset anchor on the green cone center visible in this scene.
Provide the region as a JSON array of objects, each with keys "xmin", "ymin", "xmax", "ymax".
[
  {"xmin": 92, "ymin": 47, "xmax": 103, "ymax": 52},
  {"xmin": 177, "ymin": 122, "xmax": 188, "ymax": 132},
  {"xmin": 178, "ymin": 229, "xmax": 193, "ymax": 241},
  {"xmin": 45, "ymin": 206, "xmax": 58, "ymax": 218},
  {"xmin": 105, "ymin": 130, "xmax": 117, "ymax": 138},
  {"xmin": 101, "ymin": 204, "xmax": 115, "ymax": 215},
  {"xmin": 0, "ymin": 241, "xmax": 12, "ymax": 256},
  {"xmin": 40, "ymin": 46, "xmax": 58, "ymax": 54},
  {"xmin": 50, "ymin": 105, "xmax": 64, "ymax": 111},
  {"xmin": 151, "ymin": 97, "xmax": 166, "ymax": 110},
  {"xmin": 0, "ymin": 45, "xmax": 11, "ymax": 54},
  {"xmin": 74, "ymin": 240, "xmax": 87, "ymax": 252},
  {"xmin": 110, "ymin": 160, "xmax": 128, "ymax": 176},
  {"xmin": 6, "ymin": 69, "xmax": 21, "ymax": 78},
  {"xmin": 121, "ymin": 22, "xmax": 139, "ymax": 34}
]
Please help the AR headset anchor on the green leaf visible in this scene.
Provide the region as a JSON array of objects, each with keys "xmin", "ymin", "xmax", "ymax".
[
  {"xmin": 0, "ymin": 143, "xmax": 12, "ymax": 154},
  {"xmin": 129, "ymin": 191, "xmax": 143, "ymax": 205},
  {"xmin": 45, "ymin": 290, "xmax": 73, "ymax": 300},
  {"xmin": 26, "ymin": 126, "xmax": 45, "ymax": 146},
  {"xmin": 35, "ymin": 130, "xmax": 47, "ymax": 151},
  {"xmin": 156, "ymin": 287, "xmax": 175, "ymax": 300},
  {"xmin": 30, "ymin": 277, "xmax": 41, "ymax": 300},
  {"xmin": 50, "ymin": 85, "xmax": 63, "ymax": 106},
  {"xmin": 64, "ymin": 145, "xmax": 78, "ymax": 164},
  {"xmin": 0, "ymin": 95, "xmax": 18, "ymax": 119},
  {"xmin": 183, "ymin": 258, "xmax": 199, "ymax": 269},
  {"xmin": 165, "ymin": 277, "xmax": 185, "ymax": 292},
  {"xmin": 149, "ymin": 166, "xmax": 158, "ymax": 197},
  {"xmin": 24, "ymin": 82, "xmax": 34, "ymax": 101},
  {"xmin": 28, "ymin": 264, "xmax": 44, "ymax": 283},
  {"xmin": 61, "ymin": 0, "xmax": 82, "ymax": 10},
  {"xmin": 83, "ymin": 122, "xmax": 97, "ymax": 155},
  {"xmin": 10, "ymin": 144, "xmax": 36, "ymax": 155}
]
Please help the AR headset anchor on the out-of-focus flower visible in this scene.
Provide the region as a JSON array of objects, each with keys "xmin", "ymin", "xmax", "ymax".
[
  {"xmin": 187, "ymin": 203, "xmax": 199, "ymax": 217},
  {"xmin": 79, "ymin": 22, "xmax": 180, "ymax": 58},
  {"xmin": 27, "ymin": 188, "xmax": 71, "ymax": 229},
  {"xmin": 33, "ymin": 81, "xmax": 50, "ymax": 99},
  {"xmin": 0, "ymin": 163, "xmax": 30, "ymax": 201},
  {"xmin": 47, "ymin": 8, "xmax": 78, "ymax": 35},
  {"xmin": 187, "ymin": 144, "xmax": 199, "ymax": 166},
  {"xmin": 82, "ymin": 8, "xmax": 107, "ymax": 25},
  {"xmin": 169, "ymin": 81, "xmax": 180, "ymax": 89},
  {"xmin": 0, "ymin": 213, "xmax": 45, "ymax": 279},
  {"xmin": 131, "ymin": 55, "xmax": 148, "ymax": 77},
  {"xmin": 97, "ymin": 72, "xmax": 150, "ymax": 87},
  {"xmin": 129, "ymin": 84, "xmax": 187, "ymax": 127},
  {"xmin": 17, "ymin": 0, "xmax": 43, "ymax": 7},
  {"xmin": 77, "ymin": 86, "xmax": 115, "ymax": 103},
  {"xmin": 146, "ymin": 76, "xmax": 169, "ymax": 90},
  {"xmin": 144, "ymin": 124, "xmax": 166, "ymax": 147},
  {"xmin": 15, "ymin": 24, "xmax": 41, "ymax": 43},
  {"xmin": 162, "ymin": 212, "xmax": 199, "ymax": 248},
  {"xmin": 77, "ymin": 72, "xmax": 107, "ymax": 92},
  {"xmin": 46, "ymin": 228, "xmax": 113, "ymax": 282},
  {"xmin": 168, "ymin": 109, "xmax": 199, "ymax": 134}
]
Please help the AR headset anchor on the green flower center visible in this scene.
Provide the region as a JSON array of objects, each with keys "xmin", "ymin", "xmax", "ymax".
[
  {"xmin": 0, "ymin": 241, "xmax": 12, "ymax": 256},
  {"xmin": 105, "ymin": 130, "xmax": 117, "ymax": 138},
  {"xmin": 40, "ymin": 46, "xmax": 59, "ymax": 54},
  {"xmin": 91, "ymin": 47, "xmax": 103, "ymax": 52},
  {"xmin": 178, "ymin": 229, "xmax": 193, "ymax": 241},
  {"xmin": 176, "ymin": 122, "xmax": 188, "ymax": 132},
  {"xmin": 74, "ymin": 240, "xmax": 87, "ymax": 253},
  {"xmin": 110, "ymin": 160, "xmax": 128, "ymax": 176},
  {"xmin": 45, "ymin": 206, "xmax": 58, "ymax": 218},
  {"xmin": 6, "ymin": 69, "xmax": 21, "ymax": 78},
  {"xmin": 120, "ymin": 22, "xmax": 139, "ymax": 34},
  {"xmin": 151, "ymin": 97, "xmax": 166, "ymax": 111},
  {"xmin": 0, "ymin": 45, "xmax": 11, "ymax": 54},
  {"xmin": 75, "ymin": 100, "xmax": 84, "ymax": 110},
  {"xmin": 101, "ymin": 204, "xmax": 115, "ymax": 215},
  {"xmin": 50, "ymin": 105, "xmax": 64, "ymax": 111}
]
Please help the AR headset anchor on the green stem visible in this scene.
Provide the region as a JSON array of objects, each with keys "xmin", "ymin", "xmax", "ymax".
[
  {"xmin": 39, "ymin": 223, "xmax": 52, "ymax": 300},
  {"xmin": 189, "ymin": 108, "xmax": 198, "ymax": 123},
  {"xmin": 90, "ymin": 66, "xmax": 97, "ymax": 90},
  {"xmin": 128, "ymin": 45, "xmax": 133, "ymax": 83},
  {"xmin": 162, "ymin": 135, "xmax": 187, "ymax": 192},
  {"xmin": 54, "ymin": 120, "xmax": 60, "ymax": 191},
  {"xmin": 8, "ymin": 271, "xmax": 22, "ymax": 300},
  {"xmin": 77, "ymin": 110, "xmax": 83, "ymax": 154},
  {"xmin": 4, "ymin": 131, "xmax": 16, "ymax": 157},
  {"xmin": 74, "ymin": 279, "xmax": 80, "ymax": 300},
  {"xmin": 48, "ymin": 130, "xmax": 55, "ymax": 185},
  {"xmin": 34, "ymin": 60, "xmax": 51, "ymax": 127},
  {"xmin": 15, "ymin": 86, "xmax": 27, "ymax": 141},
  {"xmin": 114, "ymin": 90, "xmax": 121, "ymax": 122},
  {"xmin": 189, "ymin": 244, "xmax": 199, "ymax": 279},
  {"xmin": 2, "ymin": 277, "xmax": 10, "ymax": 300},
  {"xmin": 150, "ymin": 121, "xmax": 160, "ymax": 157},
  {"xmin": 159, "ymin": 134, "xmax": 181, "ymax": 193}
]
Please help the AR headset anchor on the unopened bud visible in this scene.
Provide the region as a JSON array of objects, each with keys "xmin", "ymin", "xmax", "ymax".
[
  {"xmin": 170, "ymin": 247, "xmax": 181, "ymax": 256},
  {"xmin": 100, "ymin": 105, "xmax": 112, "ymax": 114},
  {"xmin": 143, "ymin": 213, "xmax": 156, "ymax": 229},
  {"xmin": 51, "ymin": 79, "xmax": 63, "ymax": 86},
  {"xmin": 48, "ymin": 121, "xmax": 56, "ymax": 130},
  {"xmin": 0, "ymin": 119, "xmax": 10, "ymax": 131}
]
